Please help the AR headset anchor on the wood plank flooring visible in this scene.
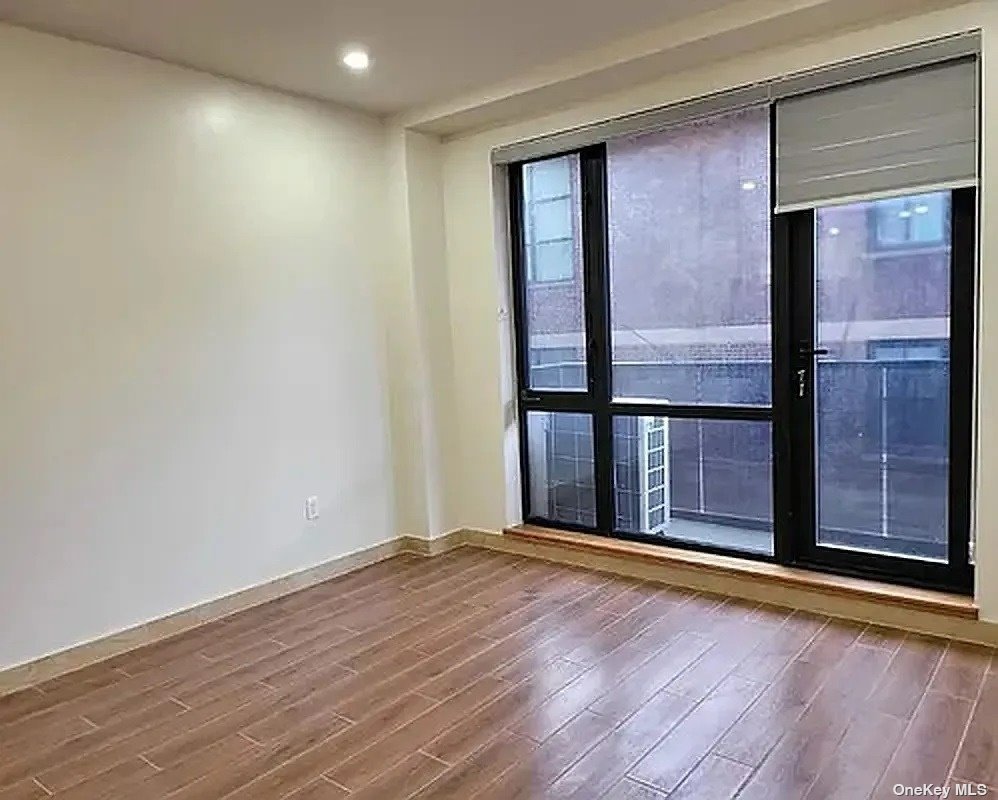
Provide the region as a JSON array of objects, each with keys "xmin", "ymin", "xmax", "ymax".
[{"xmin": 0, "ymin": 546, "xmax": 994, "ymax": 800}]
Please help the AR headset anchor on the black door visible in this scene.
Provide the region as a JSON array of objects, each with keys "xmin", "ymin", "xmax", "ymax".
[{"xmin": 780, "ymin": 188, "xmax": 975, "ymax": 592}]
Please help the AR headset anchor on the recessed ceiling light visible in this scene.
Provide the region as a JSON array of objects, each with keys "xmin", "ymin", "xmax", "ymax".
[
  {"xmin": 828, "ymin": 227, "xmax": 841, "ymax": 236},
  {"xmin": 898, "ymin": 210, "xmax": 913, "ymax": 219},
  {"xmin": 740, "ymin": 180, "xmax": 757, "ymax": 191},
  {"xmin": 914, "ymin": 205, "xmax": 930, "ymax": 215},
  {"xmin": 342, "ymin": 48, "xmax": 370, "ymax": 73},
  {"xmin": 198, "ymin": 100, "xmax": 235, "ymax": 132}
]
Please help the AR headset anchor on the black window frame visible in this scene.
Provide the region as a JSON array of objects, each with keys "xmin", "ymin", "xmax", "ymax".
[
  {"xmin": 510, "ymin": 143, "xmax": 777, "ymax": 562},
  {"xmin": 508, "ymin": 115, "xmax": 976, "ymax": 595},
  {"xmin": 781, "ymin": 189, "xmax": 974, "ymax": 593}
]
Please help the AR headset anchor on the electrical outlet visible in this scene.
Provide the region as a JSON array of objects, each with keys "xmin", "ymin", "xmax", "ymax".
[{"xmin": 304, "ymin": 496, "xmax": 319, "ymax": 521}]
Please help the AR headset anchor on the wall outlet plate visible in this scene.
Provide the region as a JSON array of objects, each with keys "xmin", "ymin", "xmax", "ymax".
[{"xmin": 304, "ymin": 496, "xmax": 319, "ymax": 521}]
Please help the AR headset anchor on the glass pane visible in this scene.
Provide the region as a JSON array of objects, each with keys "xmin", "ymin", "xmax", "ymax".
[
  {"xmin": 532, "ymin": 241, "xmax": 574, "ymax": 282},
  {"xmin": 612, "ymin": 416, "xmax": 773, "ymax": 555},
  {"xmin": 815, "ymin": 192, "xmax": 951, "ymax": 561},
  {"xmin": 531, "ymin": 197, "xmax": 573, "ymax": 242},
  {"xmin": 873, "ymin": 197, "xmax": 909, "ymax": 246},
  {"xmin": 526, "ymin": 411, "xmax": 595, "ymax": 527},
  {"xmin": 873, "ymin": 193, "xmax": 948, "ymax": 248},
  {"xmin": 522, "ymin": 155, "xmax": 586, "ymax": 390},
  {"xmin": 607, "ymin": 107, "xmax": 771, "ymax": 405},
  {"xmin": 529, "ymin": 157, "xmax": 572, "ymax": 200},
  {"xmin": 911, "ymin": 194, "xmax": 947, "ymax": 243}
]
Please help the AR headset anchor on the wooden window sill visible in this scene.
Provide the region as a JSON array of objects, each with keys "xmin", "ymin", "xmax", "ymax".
[{"xmin": 504, "ymin": 524, "xmax": 978, "ymax": 620}]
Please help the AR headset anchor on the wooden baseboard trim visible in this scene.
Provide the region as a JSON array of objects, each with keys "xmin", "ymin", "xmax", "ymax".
[
  {"xmin": 7, "ymin": 523, "xmax": 989, "ymax": 697},
  {"xmin": 462, "ymin": 526, "xmax": 997, "ymax": 646},
  {"xmin": 507, "ymin": 525, "xmax": 977, "ymax": 619},
  {"xmin": 398, "ymin": 531, "xmax": 468, "ymax": 557},
  {"xmin": 0, "ymin": 535, "xmax": 429, "ymax": 697}
]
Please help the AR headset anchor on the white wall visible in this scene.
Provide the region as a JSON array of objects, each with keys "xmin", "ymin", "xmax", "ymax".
[
  {"xmin": 0, "ymin": 25, "xmax": 394, "ymax": 670},
  {"xmin": 378, "ymin": 129, "xmax": 458, "ymax": 539},
  {"xmin": 4, "ymin": 2, "xmax": 996, "ymax": 672},
  {"xmin": 974, "ymin": 3, "xmax": 998, "ymax": 622},
  {"xmin": 435, "ymin": 1, "xmax": 998, "ymax": 620}
]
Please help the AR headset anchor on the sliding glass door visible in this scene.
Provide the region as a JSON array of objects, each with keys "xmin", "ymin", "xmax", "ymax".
[{"xmin": 509, "ymin": 58, "xmax": 977, "ymax": 593}]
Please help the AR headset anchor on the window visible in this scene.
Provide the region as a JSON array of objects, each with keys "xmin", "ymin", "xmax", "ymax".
[
  {"xmin": 523, "ymin": 156, "xmax": 578, "ymax": 283},
  {"xmin": 870, "ymin": 193, "xmax": 950, "ymax": 250},
  {"xmin": 607, "ymin": 106, "xmax": 771, "ymax": 405},
  {"xmin": 612, "ymin": 416, "xmax": 773, "ymax": 554},
  {"xmin": 816, "ymin": 195, "xmax": 955, "ymax": 561},
  {"xmin": 511, "ymin": 60, "xmax": 976, "ymax": 594},
  {"xmin": 517, "ymin": 155, "xmax": 588, "ymax": 390},
  {"xmin": 514, "ymin": 114, "xmax": 777, "ymax": 560},
  {"xmin": 526, "ymin": 411, "xmax": 595, "ymax": 527}
]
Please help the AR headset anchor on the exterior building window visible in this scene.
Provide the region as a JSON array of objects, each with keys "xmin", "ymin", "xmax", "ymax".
[
  {"xmin": 523, "ymin": 157, "xmax": 577, "ymax": 283},
  {"xmin": 870, "ymin": 193, "xmax": 949, "ymax": 250}
]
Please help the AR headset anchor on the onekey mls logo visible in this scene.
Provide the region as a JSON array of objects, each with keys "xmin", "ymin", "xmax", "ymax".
[{"xmin": 892, "ymin": 784, "xmax": 990, "ymax": 797}]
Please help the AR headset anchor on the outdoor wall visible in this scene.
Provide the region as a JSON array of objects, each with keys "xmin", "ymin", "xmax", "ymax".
[
  {"xmin": 436, "ymin": 1, "xmax": 998, "ymax": 620},
  {"xmin": 0, "ymin": 24, "xmax": 394, "ymax": 670}
]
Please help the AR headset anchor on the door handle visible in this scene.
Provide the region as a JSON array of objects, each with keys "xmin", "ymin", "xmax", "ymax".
[{"xmin": 797, "ymin": 368, "xmax": 807, "ymax": 398}]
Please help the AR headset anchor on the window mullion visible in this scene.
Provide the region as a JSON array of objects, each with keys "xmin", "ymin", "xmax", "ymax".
[{"xmin": 580, "ymin": 144, "xmax": 614, "ymax": 532}]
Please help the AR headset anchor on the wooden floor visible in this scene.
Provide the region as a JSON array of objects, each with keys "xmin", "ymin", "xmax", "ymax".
[{"xmin": 1, "ymin": 547, "xmax": 996, "ymax": 800}]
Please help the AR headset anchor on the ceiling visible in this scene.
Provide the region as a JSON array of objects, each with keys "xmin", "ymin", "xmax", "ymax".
[{"xmin": 0, "ymin": 0, "xmax": 738, "ymax": 115}]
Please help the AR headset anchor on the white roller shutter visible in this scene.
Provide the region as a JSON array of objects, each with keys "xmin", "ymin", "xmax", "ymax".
[{"xmin": 775, "ymin": 59, "xmax": 977, "ymax": 211}]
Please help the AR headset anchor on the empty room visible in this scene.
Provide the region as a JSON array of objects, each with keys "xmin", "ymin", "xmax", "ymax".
[{"xmin": 1, "ymin": 1, "xmax": 997, "ymax": 798}]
